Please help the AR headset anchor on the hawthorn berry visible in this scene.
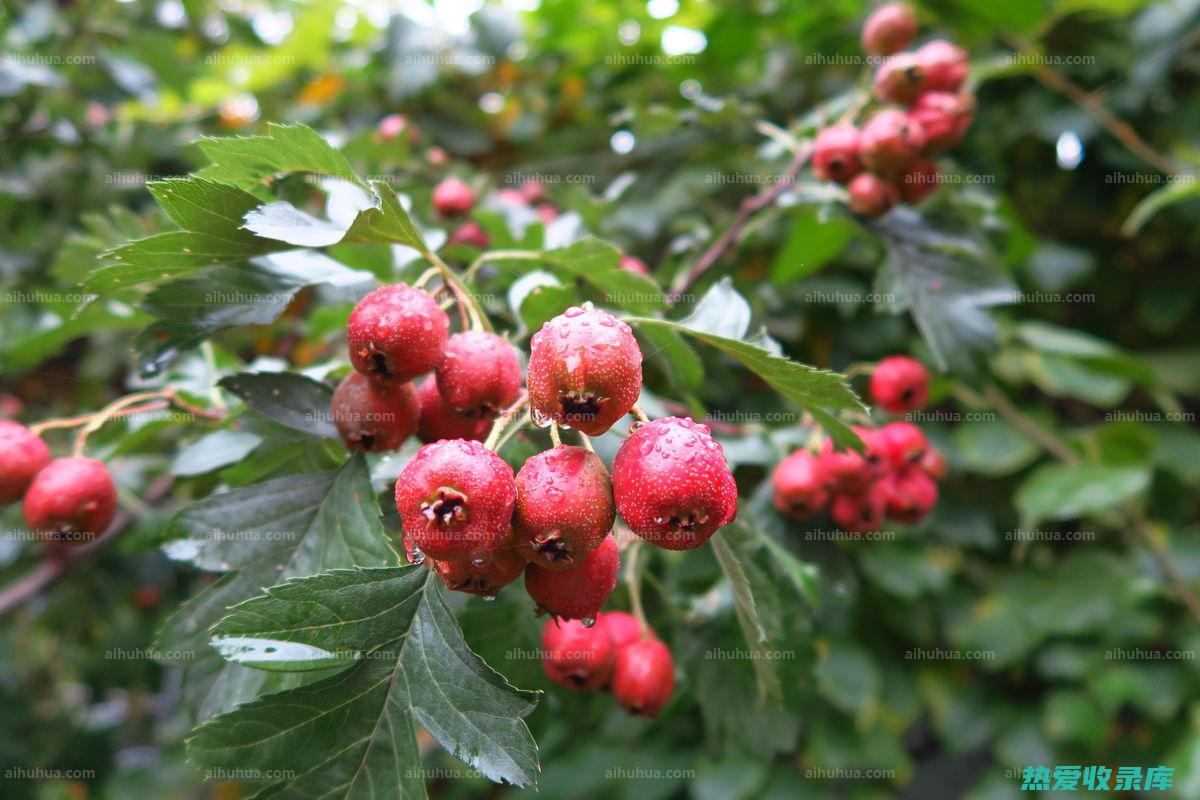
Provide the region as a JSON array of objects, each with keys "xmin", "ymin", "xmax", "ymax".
[
  {"xmin": 853, "ymin": 425, "xmax": 892, "ymax": 474},
  {"xmin": 879, "ymin": 466, "xmax": 938, "ymax": 524},
  {"xmin": 612, "ymin": 417, "xmax": 738, "ymax": 550},
  {"xmin": 432, "ymin": 177, "xmax": 475, "ymax": 216},
  {"xmin": 541, "ymin": 616, "xmax": 615, "ymax": 690},
  {"xmin": 449, "ymin": 220, "xmax": 490, "ymax": 249},
  {"xmin": 395, "ymin": 439, "xmax": 516, "ymax": 561},
  {"xmin": 0, "ymin": 421, "xmax": 51, "ymax": 504},
  {"xmin": 536, "ymin": 204, "xmax": 559, "ymax": 224},
  {"xmin": 812, "ymin": 124, "xmax": 863, "ymax": 184},
  {"xmin": 347, "ymin": 284, "xmax": 448, "ymax": 383},
  {"xmin": 520, "ymin": 180, "xmax": 547, "ymax": 204},
  {"xmin": 909, "ymin": 91, "xmax": 974, "ymax": 154},
  {"xmin": 771, "ymin": 449, "xmax": 829, "ymax": 519},
  {"xmin": 23, "ymin": 457, "xmax": 118, "ymax": 544},
  {"xmin": 919, "ymin": 447, "xmax": 946, "ymax": 480},
  {"xmin": 860, "ymin": 109, "xmax": 926, "ymax": 174},
  {"xmin": 818, "ymin": 439, "xmax": 875, "ymax": 494},
  {"xmin": 600, "ymin": 610, "xmax": 646, "ymax": 650},
  {"xmin": 377, "ymin": 114, "xmax": 416, "ymax": 143},
  {"xmin": 861, "ymin": 2, "xmax": 918, "ymax": 56},
  {"xmin": 414, "ymin": 378, "xmax": 491, "ymax": 443},
  {"xmin": 525, "ymin": 533, "xmax": 619, "ymax": 621},
  {"xmin": 873, "ymin": 52, "xmax": 926, "ymax": 105},
  {"xmin": 618, "ymin": 254, "xmax": 651, "ymax": 276},
  {"xmin": 915, "ymin": 40, "xmax": 969, "ymax": 92},
  {"xmin": 497, "ymin": 187, "xmax": 527, "ymax": 205},
  {"xmin": 513, "ymin": 445, "xmax": 615, "ymax": 570},
  {"xmin": 880, "ymin": 421, "xmax": 928, "ymax": 468},
  {"xmin": 436, "ymin": 331, "xmax": 522, "ymax": 419},
  {"xmin": 331, "ymin": 371, "xmax": 419, "ymax": 452},
  {"xmin": 830, "ymin": 488, "xmax": 886, "ymax": 534},
  {"xmin": 899, "ymin": 158, "xmax": 940, "ymax": 205},
  {"xmin": 611, "ymin": 638, "xmax": 675, "ymax": 717},
  {"xmin": 429, "ymin": 528, "xmax": 526, "ymax": 597},
  {"xmin": 870, "ymin": 355, "xmax": 930, "ymax": 413},
  {"xmin": 848, "ymin": 172, "xmax": 899, "ymax": 218},
  {"xmin": 527, "ymin": 303, "xmax": 643, "ymax": 436}
]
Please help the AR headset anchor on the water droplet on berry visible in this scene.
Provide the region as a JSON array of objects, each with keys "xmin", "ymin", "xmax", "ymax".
[{"xmin": 580, "ymin": 616, "xmax": 597, "ymax": 628}]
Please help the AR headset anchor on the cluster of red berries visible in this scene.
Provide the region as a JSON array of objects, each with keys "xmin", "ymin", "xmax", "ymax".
[
  {"xmin": 0, "ymin": 421, "xmax": 118, "ymax": 546},
  {"xmin": 541, "ymin": 611, "xmax": 675, "ymax": 718},
  {"xmin": 812, "ymin": 2, "xmax": 974, "ymax": 217},
  {"xmin": 771, "ymin": 355, "xmax": 944, "ymax": 533}
]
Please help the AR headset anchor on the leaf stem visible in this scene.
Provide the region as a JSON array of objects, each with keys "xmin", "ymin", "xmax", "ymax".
[
  {"xmin": 549, "ymin": 421, "xmax": 561, "ymax": 447},
  {"xmin": 624, "ymin": 538, "xmax": 650, "ymax": 635}
]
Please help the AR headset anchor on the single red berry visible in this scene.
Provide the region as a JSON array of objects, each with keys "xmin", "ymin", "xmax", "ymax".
[
  {"xmin": 880, "ymin": 421, "xmax": 928, "ymax": 468},
  {"xmin": 415, "ymin": 378, "xmax": 491, "ymax": 443},
  {"xmin": 435, "ymin": 331, "xmax": 522, "ymax": 419},
  {"xmin": 497, "ymin": 188, "xmax": 527, "ymax": 205},
  {"xmin": 132, "ymin": 585, "xmax": 162, "ymax": 612},
  {"xmin": 426, "ymin": 146, "xmax": 449, "ymax": 167},
  {"xmin": 521, "ymin": 181, "xmax": 547, "ymax": 204},
  {"xmin": 395, "ymin": 439, "xmax": 516, "ymax": 561},
  {"xmin": 853, "ymin": 425, "xmax": 892, "ymax": 475},
  {"xmin": 377, "ymin": 114, "xmax": 416, "ymax": 143},
  {"xmin": 848, "ymin": 172, "xmax": 900, "ymax": 217},
  {"xmin": 612, "ymin": 417, "xmax": 738, "ymax": 550},
  {"xmin": 347, "ymin": 284, "xmax": 449, "ymax": 383},
  {"xmin": 449, "ymin": 220, "xmax": 490, "ymax": 249},
  {"xmin": 432, "ymin": 177, "xmax": 476, "ymax": 216},
  {"xmin": 536, "ymin": 204, "xmax": 559, "ymax": 224},
  {"xmin": 527, "ymin": 303, "xmax": 643, "ymax": 436},
  {"xmin": 0, "ymin": 421, "xmax": 51, "ymax": 505},
  {"xmin": 331, "ymin": 371, "xmax": 419, "ymax": 452},
  {"xmin": 817, "ymin": 439, "xmax": 875, "ymax": 494},
  {"xmin": 830, "ymin": 489, "xmax": 887, "ymax": 534},
  {"xmin": 541, "ymin": 616, "xmax": 615, "ymax": 690},
  {"xmin": 600, "ymin": 610, "xmax": 647, "ymax": 650},
  {"xmin": 862, "ymin": 3, "xmax": 918, "ymax": 56},
  {"xmin": 899, "ymin": 158, "xmax": 940, "ymax": 204},
  {"xmin": 909, "ymin": 91, "xmax": 974, "ymax": 154},
  {"xmin": 812, "ymin": 125, "xmax": 863, "ymax": 184},
  {"xmin": 915, "ymin": 40, "xmax": 969, "ymax": 92},
  {"xmin": 429, "ymin": 528, "xmax": 527, "ymax": 597},
  {"xmin": 860, "ymin": 109, "xmax": 926, "ymax": 174},
  {"xmin": 879, "ymin": 466, "xmax": 938, "ymax": 523},
  {"xmin": 514, "ymin": 445, "xmax": 615, "ymax": 571},
  {"xmin": 618, "ymin": 254, "xmax": 650, "ymax": 276},
  {"xmin": 870, "ymin": 355, "xmax": 930, "ymax": 413},
  {"xmin": 771, "ymin": 450, "xmax": 829, "ymax": 519},
  {"xmin": 23, "ymin": 457, "xmax": 117, "ymax": 545},
  {"xmin": 873, "ymin": 52, "xmax": 927, "ymax": 105},
  {"xmin": 611, "ymin": 638, "xmax": 675, "ymax": 717},
  {"xmin": 525, "ymin": 533, "xmax": 619, "ymax": 621},
  {"xmin": 919, "ymin": 446, "xmax": 946, "ymax": 480}
]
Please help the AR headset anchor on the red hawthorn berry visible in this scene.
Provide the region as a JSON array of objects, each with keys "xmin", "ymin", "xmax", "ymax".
[
  {"xmin": 860, "ymin": 110, "xmax": 926, "ymax": 174},
  {"xmin": 525, "ymin": 533, "xmax": 619, "ymax": 621},
  {"xmin": 909, "ymin": 91, "xmax": 974, "ymax": 154},
  {"xmin": 600, "ymin": 610, "xmax": 646, "ymax": 650},
  {"xmin": 415, "ymin": 378, "xmax": 492, "ymax": 443},
  {"xmin": 852, "ymin": 425, "xmax": 892, "ymax": 475},
  {"xmin": 527, "ymin": 303, "xmax": 643, "ymax": 436},
  {"xmin": 132, "ymin": 585, "xmax": 162, "ymax": 612},
  {"xmin": 618, "ymin": 254, "xmax": 651, "ymax": 276},
  {"xmin": 514, "ymin": 445, "xmax": 615, "ymax": 571},
  {"xmin": 331, "ymin": 371, "xmax": 419, "ymax": 452},
  {"xmin": 879, "ymin": 466, "xmax": 938, "ymax": 523},
  {"xmin": 521, "ymin": 181, "xmax": 547, "ymax": 204},
  {"xmin": 541, "ymin": 616, "xmax": 615, "ymax": 690},
  {"xmin": 870, "ymin": 355, "xmax": 930, "ymax": 413},
  {"xmin": 848, "ymin": 172, "xmax": 899, "ymax": 218},
  {"xmin": 611, "ymin": 638, "xmax": 675, "ymax": 717},
  {"xmin": 771, "ymin": 449, "xmax": 829, "ymax": 519},
  {"xmin": 435, "ymin": 331, "xmax": 522, "ymax": 420},
  {"xmin": 830, "ymin": 488, "xmax": 887, "ymax": 534},
  {"xmin": 536, "ymin": 203, "xmax": 559, "ymax": 224},
  {"xmin": 873, "ymin": 52, "xmax": 926, "ymax": 105},
  {"xmin": 449, "ymin": 220, "xmax": 491, "ymax": 249},
  {"xmin": 862, "ymin": 3, "xmax": 918, "ymax": 56},
  {"xmin": 432, "ymin": 177, "xmax": 476, "ymax": 216},
  {"xmin": 812, "ymin": 124, "xmax": 863, "ymax": 184},
  {"xmin": 429, "ymin": 527, "xmax": 527, "ymax": 597},
  {"xmin": 915, "ymin": 40, "xmax": 969, "ymax": 92},
  {"xmin": 919, "ymin": 446, "xmax": 946, "ymax": 480},
  {"xmin": 817, "ymin": 439, "xmax": 875, "ymax": 494},
  {"xmin": 899, "ymin": 158, "xmax": 940, "ymax": 204},
  {"xmin": 0, "ymin": 421, "xmax": 51, "ymax": 504},
  {"xmin": 880, "ymin": 421, "xmax": 928, "ymax": 468},
  {"xmin": 347, "ymin": 284, "xmax": 449, "ymax": 383},
  {"xmin": 377, "ymin": 114, "xmax": 416, "ymax": 143},
  {"xmin": 612, "ymin": 417, "xmax": 738, "ymax": 550},
  {"xmin": 23, "ymin": 457, "xmax": 118, "ymax": 545},
  {"xmin": 426, "ymin": 146, "xmax": 449, "ymax": 167},
  {"xmin": 497, "ymin": 188, "xmax": 526, "ymax": 205},
  {"xmin": 395, "ymin": 439, "xmax": 516, "ymax": 561}
]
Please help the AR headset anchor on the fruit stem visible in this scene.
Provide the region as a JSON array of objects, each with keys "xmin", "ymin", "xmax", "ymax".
[
  {"xmin": 577, "ymin": 432, "xmax": 595, "ymax": 454},
  {"xmin": 413, "ymin": 266, "xmax": 441, "ymax": 289},
  {"xmin": 483, "ymin": 394, "xmax": 529, "ymax": 452},
  {"xmin": 549, "ymin": 421, "xmax": 561, "ymax": 447},
  {"xmin": 201, "ymin": 341, "xmax": 226, "ymax": 410},
  {"xmin": 427, "ymin": 251, "xmax": 492, "ymax": 333},
  {"xmin": 463, "ymin": 250, "xmax": 542, "ymax": 284},
  {"xmin": 630, "ymin": 405, "xmax": 650, "ymax": 423},
  {"xmin": 625, "ymin": 539, "xmax": 650, "ymax": 636}
]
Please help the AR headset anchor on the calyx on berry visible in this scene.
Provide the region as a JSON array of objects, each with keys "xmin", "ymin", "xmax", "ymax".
[
  {"xmin": 870, "ymin": 355, "xmax": 930, "ymax": 413},
  {"xmin": 415, "ymin": 378, "xmax": 491, "ymax": 443},
  {"xmin": 541, "ymin": 616, "xmax": 615, "ymax": 690},
  {"xmin": 612, "ymin": 417, "xmax": 738, "ymax": 550},
  {"xmin": 860, "ymin": 109, "xmax": 926, "ymax": 175},
  {"xmin": 771, "ymin": 449, "xmax": 829, "ymax": 519},
  {"xmin": 513, "ymin": 445, "xmax": 615, "ymax": 571},
  {"xmin": 525, "ymin": 533, "xmax": 619, "ymax": 621},
  {"xmin": 432, "ymin": 177, "xmax": 476, "ymax": 216},
  {"xmin": 880, "ymin": 421, "xmax": 928, "ymax": 468},
  {"xmin": 611, "ymin": 638, "xmax": 675, "ymax": 717},
  {"xmin": 23, "ymin": 456, "xmax": 118, "ymax": 544},
  {"xmin": 331, "ymin": 371, "xmax": 418, "ymax": 452},
  {"xmin": 0, "ymin": 421, "xmax": 51, "ymax": 505},
  {"xmin": 861, "ymin": 2, "xmax": 918, "ymax": 56},
  {"xmin": 435, "ymin": 331, "xmax": 522, "ymax": 419},
  {"xmin": 873, "ymin": 52, "xmax": 926, "ymax": 105},
  {"xmin": 347, "ymin": 284, "xmax": 448, "ymax": 383},
  {"xmin": 813, "ymin": 124, "xmax": 863, "ymax": 184}
]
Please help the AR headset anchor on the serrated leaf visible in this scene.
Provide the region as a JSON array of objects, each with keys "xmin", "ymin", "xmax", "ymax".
[
  {"xmin": 542, "ymin": 237, "xmax": 667, "ymax": 314},
  {"xmin": 676, "ymin": 277, "xmax": 751, "ymax": 339},
  {"xmin": 196, "ymin": 122, "xmax": 362, "ymax": 192},
  {"xmin": 770, "ymin": 208, "xmax": 856, "ymax": 283},
  {"xmin": 219, "ymin": 372, "xmax": 337, "ymax": 439},
  {"xmin": 711, "ymin": 527, "xmax": 782, "ymax": 704},
  {"xmin": 89, "ymin": 231, "xmax": 282, "ymax": 293},
  {"xmin": 340, "ymin": 181, "xmax": 429, "ymax": 252},
  {"xmin": 635, "ymin": 324, "xmax": 704, "ymax": 391}
]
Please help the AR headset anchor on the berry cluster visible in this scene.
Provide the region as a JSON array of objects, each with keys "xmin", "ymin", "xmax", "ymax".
[
  {"xmin": 771, "ymin": 356, "xmax": 944, "ymax": 533},
  {"xmin": 812, "ymin": 2, "xmax": 974, "ymax": 217},
  {"xmin": 541, "ymin": 611, "xmax": 675, "ymax": 718},
  {"xmin": 0, "ymin": 421, "xmax": 118, "ymax": 546}
]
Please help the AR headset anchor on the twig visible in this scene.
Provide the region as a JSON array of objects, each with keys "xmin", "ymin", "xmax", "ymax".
[
  {"xmin": 1130, "ymin": 518, "xmax": 1200, "ymax": 626},
  {"xmin": 979, "ymin": 383, "xmax": 1078, "ymax": 464}
]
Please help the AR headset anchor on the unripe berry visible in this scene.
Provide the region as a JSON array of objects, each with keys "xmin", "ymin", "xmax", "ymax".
[
  {"xmin": 541, "ymin": 617, "xmax": 615, "ymax": 690},
  {"xmin": 861, "ymin": 3, "xmax": 918, "ymax": 56},
  {"xmin": 848, "ymin": 172, "xmax": 899, "ymax": 217},
  {"xmin": 347, "ymin": 284, "xmax": 448, "ymax": 383},
  {"xmin": 415, "ymin": 378, "xmax": 491, "ymax": 443},
  {"xmin": 395, "ymin": 439, "xmax": 516, "ymax": 561},
  {"xmin": 0, "ymin": 421, "xmax": 51, "ymax": 504},
  {"xmin": 600, "ymin": 610, "xmax": 646, "ymax": 650},
  {"xmin": 331, "ymin": 371, "xmax": 419, "ymax": 452},
  {"xmin": 909, "ymin": 91, "xmax": 974, "ymax": 154},
  {"xmin": 527, "ymin": 303, "xmax": 643, "ymax": 436},
  {"xmin": 812, "ymin": 125, "xmax": 863, "ymax": 184},
  {"xmin": 432, "ymin": 177, "xmax": 475, "ymax": 216},
  {"xmin": 879, "ymin": 466, "xmax": 938, "ymax": 523},
  {"xmin": 873, "ymin": 53, "xmax": 926, "ymax": 105},
  {"xmin": 870, "ymin": 355, "xmax": 930, "ymax": 413},
  {"xmin": 618, "ymin": 254, "xmax": 650, "ymax": 276},
  {"xmin": 830, "ymin": 489, "xmax": 886, "ymax": 534},
  {"xmin": 514, "ymin": 445, "xmax": 615, "ymax": 570},
  {"xmin": 525, "ymin": 533, "xmax": 619, "ymax": 621},
  {"xmin": 612, "ymin": 417, "xmax": 738, "ymax": 550},
  {"xmin": 899, "ymin": 158, "xmax": 940, "ymax": 204},
  {"xmin": 818, "ymin": 439, "xmax": 875, "ymax": 494},
  {"xmin": 860, "ymin": 110, "xmax": 926, "ymax": 174},
  {"xmin": 436, "ymin": 331, "xmax": 522, "ymax": 419},
  {"xmin": 611, "ymin": 638, "xmax": 675, "ymax": 717},
  {"xmin": 429, "ymin": 528, "xmax": 526, "ymax": 597},
  {"xmin": 771, "ymin": 450, "xmax": 829, "ymax": 519},
  {"xmin": 23, "ymin": 457, "xmax": 117, "ymax": 544},
  {"xmin": 915, "ymin": 40, "xmax": 969, "ymax": 92},
  {"xmin": 880, "ymin": 421, "xmax": 928, "ymax": 468},
  {"xmin": 449, "ymin": 221, "xmax": 490, "ymax": 249}
]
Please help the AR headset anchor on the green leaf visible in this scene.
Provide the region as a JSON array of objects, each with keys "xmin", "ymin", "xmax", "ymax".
[
  {"xmin": 340, "ymin": 181, "xmax": 429, "ymax": 252},
  {"xmin": 1015, "ymin": 462, "xmax": 1151, "ymax": 525},
  {"xmin": 676, "ymin": 277, "xmax": 751, "ymax": 339},
  {"xmin": 1121, "ymin": 179, "xmax": 1200, "ymax": 236},
  {"xmin": 953, "ymin": 420, "xmax": 1040, "ymax": 477},
  {"xmin": 635, "ymin": 324, "xmax": 704, "ymax": 392},
  {"xmin": 711, "ymin": 526, "xmax": 782, "ymax": 704},
  {"xmin": 190, "ymin": 568, "xmax": 539, "ymax": 797},
  {"xmin": 815, "ymin": 639, "xmax": 880, "ymax": 716},
  {"xmin": 196, "ymin": 122, "xmax": 362, "ymax": 192},
  {"xmin": 171, "ymin": 429, "xmax": 263, "ymax": 477},
  {"xmin": 770, "ymin": 209, "xmax": 855, "ymax": 283},
  {"xmin": 542, "ymin": 237, "xmax": 667, "ymax": 314},
  {"xmin": 219, "ymin": 372, "xmax": 338, "ymax": 439}
]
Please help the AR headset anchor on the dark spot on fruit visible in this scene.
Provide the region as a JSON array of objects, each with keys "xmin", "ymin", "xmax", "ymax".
[
  {"xmin": 560, "ymin": 393, "xmax": 603, "ymax": 422},
  {"xmin": 357, "ymin": 434, "xmax": 375, "ymax": 450},
  {"xmin": 370, "ymin": 352, "xmax": 391, "ymax": 379},
  {"xmin": 535, "ymin": 534, "xmax": 573, "ymax": 563},
  {"xmin": 421, "ymin": 488, "xmax": 469, "ymax": 527}
]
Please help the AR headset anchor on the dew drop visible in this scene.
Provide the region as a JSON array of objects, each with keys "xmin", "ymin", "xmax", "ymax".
[{"xmin": 580, "ymin": 616, "xmax": 597, "ymax": 628}]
